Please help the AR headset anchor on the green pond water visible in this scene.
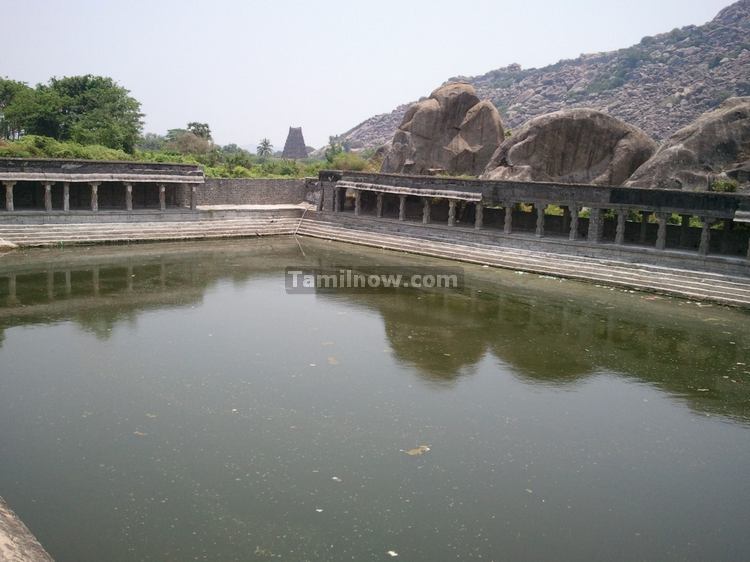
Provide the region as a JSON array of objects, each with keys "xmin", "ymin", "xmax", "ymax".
[{"xmin": 0, "ymin": 237, "xmax": 749, "ymax": 562}]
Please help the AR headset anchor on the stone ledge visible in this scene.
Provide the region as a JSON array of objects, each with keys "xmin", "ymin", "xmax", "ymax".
[{"xmin": 0, "ymin": 497, "xmax": 53, "ymax": 562}]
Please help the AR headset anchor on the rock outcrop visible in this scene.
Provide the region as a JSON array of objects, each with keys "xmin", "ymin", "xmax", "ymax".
[
  {"xmin": 481, "ymin": 109, "xmax": 656, "ymax": 185},
  {"xmin": 339, "ymin": 1, "xmax": 750, "ymax": 149},
  {"xmin": 626, "ymin": 97, "xmax": 750, "ymax": 190},
  {"xmin": 380, "ymin": 83, "xmax": 503, "ymax": 175}
]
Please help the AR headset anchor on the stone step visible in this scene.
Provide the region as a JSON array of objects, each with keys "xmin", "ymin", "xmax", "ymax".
[
  {"xmin": 1, "ymin": 220, "xmax": 299, "ymax": 247},
  {"xmin": 311, "ymin": 216, "xmax": 749, "ymax": 283},
  {"xmin": 0, "ymin": 219, "xmax": 299, "ymax": 234},
  {"xmin": 297, "ymin": 221, "xmax": 750, "ymax": 307},
  {"xmin": 300, "ymin": 221, "xmax": 748, "ymax": 288},
  {"xmin": 298, "ymin": 228, "xmax": 750, "ymax": 305},
  {"xmin": 301, "ymin": 220, "xmax": 750, "ymax": 286}
]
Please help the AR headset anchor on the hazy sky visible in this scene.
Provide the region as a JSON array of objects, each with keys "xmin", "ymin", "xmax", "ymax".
[{"xmin": 3, "ymin": 0, "xmax": 734, "ymax": 149}]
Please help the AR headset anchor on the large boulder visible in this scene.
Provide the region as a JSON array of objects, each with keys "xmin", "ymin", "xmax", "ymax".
[
  {"xmin": 380, "ymin": 83, "xmax": 504, "ymax": 176},
  {"xmin": 625, "ymin": 97, "xmax": 750, "ymax": 191},
  {"xmin": 481, "ymin": 109, "xmax": 657, "ymax": 186}
]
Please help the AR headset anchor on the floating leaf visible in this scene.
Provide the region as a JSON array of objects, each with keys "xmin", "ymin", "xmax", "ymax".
[{"xmin": 404, "ymin": 445, "xmax": 431, "ymax": 456}]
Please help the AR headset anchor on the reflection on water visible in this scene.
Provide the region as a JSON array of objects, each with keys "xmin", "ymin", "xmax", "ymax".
[{"xmin": 0, "ymin": 238, "xmax": 749, "ymax": 561}]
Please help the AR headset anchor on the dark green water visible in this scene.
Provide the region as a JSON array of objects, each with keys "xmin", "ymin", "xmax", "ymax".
[{"xmin": 0, "ymin": 238, "xmax": 749, "ymax": 562}]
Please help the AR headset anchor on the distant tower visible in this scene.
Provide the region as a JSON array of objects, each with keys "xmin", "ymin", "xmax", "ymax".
[{"xmin": 281, "ymin": 126, "xmax": 308, "ymax": 159}]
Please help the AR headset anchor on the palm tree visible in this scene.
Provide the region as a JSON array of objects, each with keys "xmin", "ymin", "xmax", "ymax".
[{"xmin": 257, "ymin": 138, "xmax": 273, "ymax": 158}]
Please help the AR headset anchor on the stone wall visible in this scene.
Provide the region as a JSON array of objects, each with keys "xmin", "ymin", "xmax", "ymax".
[{"xmin": 196, "ymin": 178, "xmax": 309, "ymax": 206}]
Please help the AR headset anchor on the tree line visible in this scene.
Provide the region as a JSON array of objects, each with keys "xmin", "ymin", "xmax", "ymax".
[{"xmin": 0, "ymin": 74, "xmax": 375, "ymax": 177}]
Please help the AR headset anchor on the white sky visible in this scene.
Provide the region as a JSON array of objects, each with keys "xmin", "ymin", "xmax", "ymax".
[{"xmin": 2, "ymin": 0, "xmax": 733, "ymax": 149}]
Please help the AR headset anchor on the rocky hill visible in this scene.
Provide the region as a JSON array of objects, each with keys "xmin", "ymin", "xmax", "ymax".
[{"xmin": 340, "ymin": 0, "xmax": 750, "ymax": 149}]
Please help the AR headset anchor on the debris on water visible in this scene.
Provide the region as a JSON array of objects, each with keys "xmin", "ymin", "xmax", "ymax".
[
  {"xmin": 231, "ymin": 408, "xmax": 238, "ymax": 413},
  {"xmin": 403, "ymin": 445, "xmax": 431, "ymax": 456},
  {"xmin": 321, "ymin": 341, "xmax": 335, "ymax": 346},
  {"xmin": 309, "ymin": 363, "xmax": 317, "ymax": 367},
  {"xmin": 315, "ymin": 508, "xmax": 324, "ymax": 513},
  {"xmin": 145, "ymin": 413, "xmax": 157, "ymax": 419},
  {"xmin": 525, "ymin": 489, "xmax": 533, "ymax": 494},
  {"xmin": 331, "ymin": 476, "xmax": 342, "ymax": 482},
  {"xmin": 327, "ymin": 356, "xmax": 340, "ymax": 365},
  {"xmin": 133, "ymin": 431, "xmax": 147, "ymax": 437},
  {"xmin": 254, "ymin": 546, "xmax": 275, "ymax": 558},
  {"xmin": 697, "ymin": 388, "xmax": 710, "ymax": 392},
  {"xmin": 387, "ymin": 551, "xmax": 399, "ymax": 557}
]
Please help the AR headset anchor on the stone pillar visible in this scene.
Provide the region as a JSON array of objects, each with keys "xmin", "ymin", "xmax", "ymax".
[
  {"xmin": 127, "ymin": 266, "xmax": 134, "ymax": 292},
  {"xmin": 190, "ymin": 184, "xmax": 197, "ymax": 211},
  {"xmin": 4, "ymin": 181, "xmax": 15, "ymax": 212},
  {"xmin": 125, "ymin": 183, "xmax": 133, "ymax": 211},
  {"xmin": 376, "ymin": 193, "xmax": 384, "ymax": 218},
  {"xmin": 422, "ymin": 198, "xmax": 431, "ymax": 224},
  {"xmin": 720, "ymin": 219, "xmax": 732, "ymax": 254},
  {"xmin": 63, "ymin": 182, "xmax": 70, "ymax": 212},
  {"xmin": 615, "ymin": 209, "xmax": 627, "ymax": 245},
  {"xmin": 587, "ymin": 208, "xmax": 602, "ymax": 243},
  {"xmin": 475, "ymin": 202, "xmax": 483, "ymax": 230},
  {"xmin": 504, "ymin": 204, "xmax": 513, "ymax": 234},
  {"xmin": 639, "ymin": 211, "xmax": 649, "ymax": 244},
  {"xmin": 656, "ymin": 213, "xmax": 668, "ymax": 250},
  {"xmin": 64, "ymin": 270, "xmax": 72, "ymax": 296},
  {"xmin": 569, "ymin": 207, "xmax": 579, "ymax": 240},
  {"xmin": 448, "ymin": 200, "xmax": 457, "ymax": 226},
  {"xmin": 398, "ymin": 195, "xmax": 406, "ymax": 221},
  {"xmin": 90, "ymin": 182, "xmax": 99, "ymax": 212},
  {"xmin": 562, "ymin": 206, "xmax": 571, "ymax": 235},
  {"xmin": 354, "ymin": 190, "xmax": 361, "ymax": 216},
  {"xmin": 333, "ymin": 187, "xmax": 341, "ymax": 213},
  {"xmin": 679, "ymin": 214, "xmax": 691, "ymax": 247},
  {"xmin": 159, "ymin": 184, "xmax": 166, "ymax": 211},
  {"xmin": 699, "ymin": 218, "xmax": 712, "ymax": 256},
  {"xmin": 535, "ymin": 205, "xmax": 545, "ymax": 238},
  {"xmin": 43, "ymin": 182, "xmax": 53, "ymax": 212}
]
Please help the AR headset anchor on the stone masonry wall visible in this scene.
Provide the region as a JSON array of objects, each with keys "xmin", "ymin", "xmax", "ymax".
[{"xmin": 196, "ymin": 178, "xmax": 308, "ymax": 206}]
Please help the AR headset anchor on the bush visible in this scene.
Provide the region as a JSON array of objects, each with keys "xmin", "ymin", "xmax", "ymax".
[
  {"xmin": 711, "ymin": 179, "xmax": 738, "ymax": 192},
  {"xmin": 0, "ymin": 135, "xmax": 131, "ymax": 160},
  {"xmin": 330, "ymin": 152, "xmax": 369, "ymax": 171}
]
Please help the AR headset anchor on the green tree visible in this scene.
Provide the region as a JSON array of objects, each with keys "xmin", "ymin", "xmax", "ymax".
[
  {"xmin": 187, "ymin": 122, "xmax": 212, "ymax": 140},
  {"xmin": 325, "ymin": 136, "xmax": 344, "ymax": 163},
  {"xmin": 164, "ymin": 130, "xmax": 212, "ymax": 154},
  {"xmin": 0, "ymin": 78, "xmax": 32, "ymax": 139},
  {"xmin": 257, "ymin": 138, "xmax": 273, "ymax": 158},
  {"xmin": 3, "ymin": 75, "xmax": 143, "ymax": 153},
  {"xmin": 137, "ymin": 133, "xmax": 167, "ymax": 151}
]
